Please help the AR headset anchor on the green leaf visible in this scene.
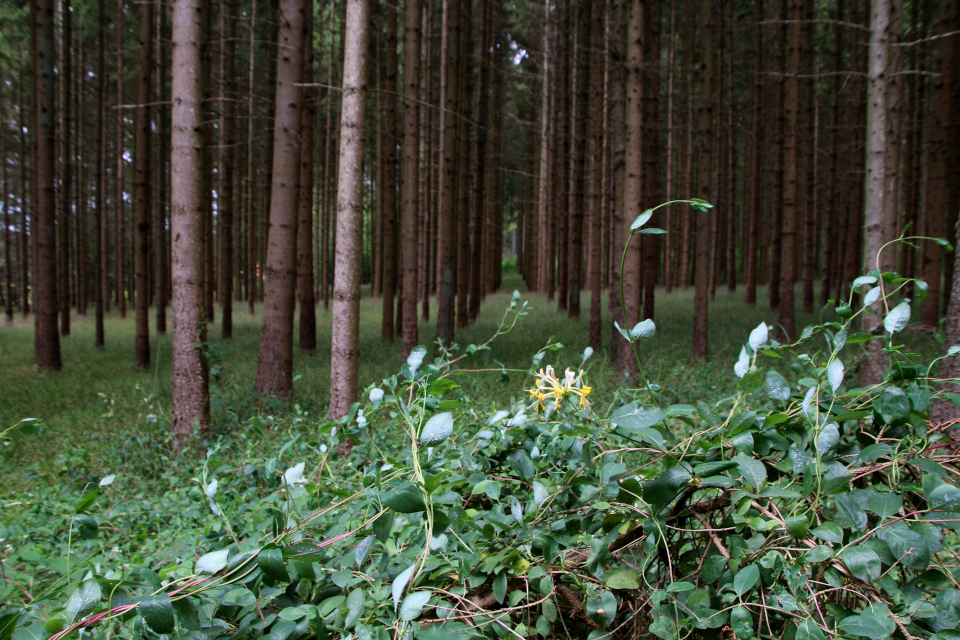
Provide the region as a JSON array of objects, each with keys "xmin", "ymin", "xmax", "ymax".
[
  {"xmin": 875, "ymin": 387, "xmax": 911, "ymax": 427},
  {"xmin": 630, "ymin": 319, "xmax": 656, "ymax": 340},
  {"xmin": 884, "ymin": 301, "xmax": 911, "ymax": 334},
  {"xmin": 838, "ymin": 613, "xmax": 894, "ymax": 639},
  {"xmin": 827, "ymin": 360, "xmax": 845, "ymax": 392},
  {"xmin": 786, "ymin": 515, "xmax": 810, "ymax": 540},
  {"xmin": 222, "ymin": 587, "xmax": 256, "ymax": 607},
  {"xmin": 733, "ymin": 454, "xmax": 766, "ymax": 490},
  {"xmin": 858, "ymin": 443, "xmax": 893, "ymax": 463},
  {"xmin": 586, "ymin": 591, "xmax": 616, "ymax": 628},
  {"xmin": 766, "ymin": 370, "xmax": 791, "ymax": 403},
  {"xmin": 399, "ymin": 592, "xmax": 431, "ymax": 621},
  {"xmin": 630, "ymin": 209, "xmax": 653, "ymax": 231},
  {"xmin": 587, "ymin": 537, "xmax": 612, "ymax": 573},
  {"xmin": 392, "ymin": 564, "xmax": 415, "ymax": 610},
  {"xmin": 877, "ymin": 522, "xmax": 926, "ymax": 570},
  {"xmin": 804, "ymin": 546, "xmax": 834, "ymax": 563},
  {"xmin": 866, "ymin": 493, "xmax": 902, "ymax": 520},
  {"xmin": 749, "ymin": 322, "xmax": 768, "ymax": 351},
  {"xmin": 258, "ymin": 545, "xmax": 291, "ymax": 582},
  {"xmin": 282, "ymin": 541, "xmax": 325, "ymax": 562},
  {"xmin": 638, "ymin": 227, "xmax": 668, "ymax": 234},
  {"xmin": 64, "ymin": 579, "xmax": 101, "ymax": 624},
  {"xmin": 493, "ymin": 571, "xmax": 507, "ymax": 604},
  {"xmin": 693, "ymin": 461, "xmax": 740, "ymax": 477},
  {"xmin": 733, "ymin": 564, "xmax": 760, "ymax": 597},
  {"xmin": 195, "ymin": 548, "xmax": 230, "ymax": 574},
  {"xmin": 927, "ymin": 482, "xmax": 960, "ymax": 511},
  {"xmin": 842, "ymin": 546, "xmax": 882, "ymax": 583},
  {"xmin": 730, "ymin": 606, "xmax": 753, "ymax": 638},
  {"xmin": 372, "ymin": 510, "xmax": 394, "ymax": 543},
  {"xmin": 74, "ymin": 486, "xmax": 98, "ymax": 514},
  {"xmin": 834, "ymin": 493, "xmax": 868, "ymax": 530},
  {"xmin": 610, "ymin": 403, "xmax": 666, "ymax": 430},
  {"xmin": 72, "ymin": 514, "xmax": 99, "ymax": 540},
  {"xmin": 604, "ymin": 570, "xmax": 640, "ymax": 590},
  {"xmin": 505, "ymin": 450, "xmax": 537, "ymax": 481},
  {"xmin": 852, "ymin": 275, "xmax": 878, "ymax": 291},
  {"xmin": 795, "ymin": 618, "xmax": 827, "ymax": 640},
  {"xmin": 811, "ymin": 521, "xmax": 843, "ymax": 544},
  {"xmin": 420, "ymin": 412, "xmax": 454, "ymax": 447},
  {"xmin": 816, "ymin": 423, "xmax": 840, "ymax": 456},
  {"xmin": 345, "ymin": 589, "xmax": 364, "ymax": 628},
  {"xmin": 355, "ymin": 535, "xmax": 376, "ymax": 567},
  {"xmin": 382, "ymin": 481, "xmax": 427, "ymax": 513}
]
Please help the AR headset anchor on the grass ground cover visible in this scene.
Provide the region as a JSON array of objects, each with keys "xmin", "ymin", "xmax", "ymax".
[{"xmin": 0, "ymin": 276, "xmax": 939, "ymax": 494}]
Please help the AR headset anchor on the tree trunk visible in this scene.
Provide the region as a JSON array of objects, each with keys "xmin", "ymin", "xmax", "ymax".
[
  {"xmin": 920, "ymin": 0, "xmax": 955, "ymax": 327},
  {"xmin": 821, "ymin": 0, "xmax": 843, "ymax": 307},
  {"xmin": 455, "ymin": 0, "xmax": 471, "ymax": 328},
  {"xmin": 134, "ymin": 0, "xmax": 154, "ymax": 368},
  {"xmin": 32, "ymin": 0, "xmax": 62, "ymax": 370},
  {"xmin": 468, "ymin": 0, "xmax": 491, "ymax": 323},
  {"xmin": 2, "ymin": 94, "xmax": 11, "ymax": 323},
  {"xmin": 587, "ymin": 0, "xmax": 603, "ymax": 349},
  {"xmin": 246, "ymin": 0, "xmax": 259, "ymax": 315},
  {"xmin": 400, "ymin": 0, "xmax": 422, "ymax": 359},
  {"xmin": 745, "ymin": 0, "xmax": 763, "ymax": 305},
  {"xmin": 329, "ymin": 0, "xmax": 369, "ymax": 417},
  {"xmin": 778, "ymin": 0, "xmax": 800, "ymax": 341},
  {"xmin": 297, "ymin": 0, "xmax": 316, "ymax": 353},
  {"xmin": 931, "ymin": 213, "xmax": 960, "ymax": 424},
  {"xmin": 567, "ymin": 0, "xmax": 588, "ymax": 320},
  {"xmin": 380, "ymin": 0, "xmax": 399, "ymax": 341},
  {"xmin": 254, "ymin": 0, "xmax": 307, "ymax": 399},
  {"xmin": 95, "ymin": 0, "xmax": 107, "ymax": 346},
  {"xmin": 59, "ymin": 0, "xmax": 72, "ymax": 337},
  {"xmin": 769, "ymin": 4, "xmax": 785, "ymax": 312},
  {"xmin": 536, "ymin": 0, "xmax": 551, "ymax": 296},
  {"xmin": 170, "ymin": 0, "xmax": 210, "ymax": 450},
  {"xmin": 860, "ymin": 0, "xmax": 891, "ymax": 387},
  {"xmin": 115, "ymin": 0, "xmax": 126, "ymax": 319},
  {"xmin": 217, "ymin": 0, "xmax": 236, "ymax": 340},
  {"xmin": 642, "ymin": 0, "xmax": 661, "ymax": 321},
  {"xmin": 692, "ymin": 0, "xmax": 714, "ymax": 361}
]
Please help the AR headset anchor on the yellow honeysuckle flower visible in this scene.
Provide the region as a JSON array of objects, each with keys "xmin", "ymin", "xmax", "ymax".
[{"xmin": 528, "ymin": 366, "xmax": 591, "ymax": 411}]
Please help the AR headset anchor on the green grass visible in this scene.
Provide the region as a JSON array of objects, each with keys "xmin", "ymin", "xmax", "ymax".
[{"xmin": 0, "ymin": 275, "xmax": 941, "ymax": 492}]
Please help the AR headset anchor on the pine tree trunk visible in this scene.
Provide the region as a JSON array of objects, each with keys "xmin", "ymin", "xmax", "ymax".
[
  {"xmin": 536, "ymin": 0, "xmax": 551, "ymax": 296},
  {"xmin": 642, "ymin": 0, "xmax": 661, "ymax": 321},
  {"xmin": 455, "ymin": 0, "xmax": 471, "ymax": 328},
  {"xmin": 2, "ymin": 94, "xmax": 11, "ymax": 323},
  {"xmin": 400, "ymin": 0, "xmax": 422, "ymax": 360},
  {"xmin": 170, "ymin": 0, "xmax": 210, "ymax": 450},
  {"xmin": 920, "ymin": 0, "xmax": 954, "ymax": 327},
  {"xmin": 218, "ymin": 0, "xmax": 236, "ymax": 340},
  {"xmin": 380, "ymin": 0, "xmax": 399, "ymax": 340},
  {"xmin": 860, "ymin": 0, "xmax": 891, "ymax": 387},
  {"xmin": 822, "ymin": 0, "xmax": 843, "ymax": 307},
  {"xmin": 115, "ymin": 0, "xmax": 126, "ymax": 319},
  {"xmin": 245, "ymin": 0, "xmax": 258, "ymax": 315},
  {"xmin": 59, "ymin": 0, "xmax": 72, "ymax": 336},
  {"xmin": 134, "ymin": 0, "xmax": 154, "ymax": 368},
  {"xmin": 778, "ymin": 0, "xmax": 800, "ymax": 341},
  {"xmin": 567, "ymin": 0, "xmax": 588, "ymax": 320},
  {"xmin": 587, "ymin": 0, "xmax": 603, "ymax": 349},
  {"xmin": 32, "ymin": 0, "xmax": 62, "ymax": 370},
  {"xmin": 95, "ymin": 0, "xmax": 107, "ymax": 347},
  {"xmin": 468, "ymin": 0, "xmax": 491, "ymax": 323},
  {"xmin": 254, "ymin": 0, "xmax": 307, "ymax": 399},
  {"xmin": 297, "ymin": 0, "xmax": 316, "ymax": 353},
  {"xmin": 329, "ymin": 0, "xmax": 369, "ymax": 417},
  {"xmin": 155, "ymin": 0, "xmax": 169, "ymax": 333},
  {"xmin": 692, "ymin": 0, "xmax": 714, "ymax": 361}
]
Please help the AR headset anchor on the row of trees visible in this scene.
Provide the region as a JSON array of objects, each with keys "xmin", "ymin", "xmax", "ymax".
[{"xmin": 3, "ymin": 0, "xmax": 960, "ymax": 445}]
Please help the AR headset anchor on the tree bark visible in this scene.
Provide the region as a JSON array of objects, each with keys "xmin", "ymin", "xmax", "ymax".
[
  {"xmin": 155, "ymin": 0, "xmax": 168, "ymax": 334},
  {"xmin": 400, "ymin": 0, "xmax": 422, "ymax": 360},
  {"xmin": 59, "ymin": 0, "xmax": 72, "ymax": 337},
  {"xmin": 32, "ymin": 0, "xmax": 62, "ymax": 370},
  {"xmin": 297, "ymin": 0, "xmax": 316, "ymax": 353},
  {"xmin": 778, "ymin": 0, "xmax": 800, "ymax": 341},
  {"xmin": 692, "ymin": 0, "xmax": 714, "ymax": 362},
  {"xmin": 587, "ymin": 0, "xmax": 603, "ymax": 349},
  {"xmin": 860, "ymin": 0, "xmax": 891, "ymax": 387},
  {"xmin": 329, "ymin": 0, "xmax": 369, "ymax": 418},
  {"xmin": 170, "ymin": 0, "xmax": 210, "ymax": 450},
  {"xmin": 115, "ymin": 0, "xmax": 126, "ymax": 319},
  {"xmin": 380, "ymin": 0, "xmax": 399, "ymax": 341},
  {"xmin": 134, "ymin": 0, "xmax": 154, "ymax": 368},
  {"xmin": 95, "ymin": 0, "xmax": 107, "ymax": 347},
  {"xmin": 745, "ymin": 0, "xmax": 763, "ymax": 305},
  {"xmin": 642, "ymin": 0, "xmax": 661, "ymax": 321},
  {"xmin": 254, "ymin": 0, "xmax": 307, "ymax": 399},
  {"xmin": 218, "ymin": 0, "xmax": 236, "ymax": 340}
]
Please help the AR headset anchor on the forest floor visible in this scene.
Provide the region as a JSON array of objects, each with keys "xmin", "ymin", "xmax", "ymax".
[{"xmin": 0, "ymin": 276, "xmax": 941, "ymax": 493}]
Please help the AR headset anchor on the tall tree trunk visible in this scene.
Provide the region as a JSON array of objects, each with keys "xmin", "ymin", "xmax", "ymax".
[
  {"xmin": 170, "ymin": 0, "xmax": 210, "ymax": 450},
  {"xmin": 246, "ymin": 0, "xmax": 258, "ymax": 315},
  {"xmin": 860, "ymin": 0, "xmax": 891, "ymax": 387},
  {"xmin": 778, "ymin": 0, "xmax": 800, "ymax": 341},
  {"xmin": 59, "ymin": 0, "xmax": 72, "ymax": 337},
  {"xmin": 920, "ymin": 0, "xmax": 955, "ymax": 327},
  {"xmin": 95, "ymin": 0, "xmax": 107, "ymax": 347},
  {"xmin": 218, "ymin": 0, "xmax": 236, "ymax": 339},
  {"xmin": 642, "ymin": 0, "xmax": 661, "ymax": 321},
  {"xmin": 769, "ymin": 4, "xmax": 785, "ymax": 311},
  {"xmin": 33, "ymin": 0, "xmax": 62, "ymax": 370},
  {"xmin": 329, "ymin": 0, "xmax": 369, "ymax": 417},
  {"xmin": 724, "ymin": 0, "xmax": 736, "ymax": 295},
  {"xmin": 435, "ymin": 0, "xmax": 460, "ymax": 346},
  {"xmin": 587, "ymin": 0, "xmax": 603, "ymax": 348},
  {"xmin": 155, "ymin": 0, "xmax": 168, "ymax": 334},
  {"xmin": 400, "ymin": 0, "xmax": 422, "ymax": 359},
  {"xmin": 297, "ymin": 0, "xmax": 316, "ymax": 353},
  {"xmin": 931, "ymin": 213, "xmax": 960, "ymax": 423},
  {"xmin": 380, "ymin": 0, "xmax": 399, "ymax": 341},
  {"xmin": 468, "ymin": 0, "xmax": 491, "ymax": 323},
  {"xmin": 134, "ymin": 0, "xmax": 154, "ymax": 368},
  {"xmin": 254, "ymin": 0, "xmax": 307, "ymax": 399},
  {"xmin": 536, "ymin": 0, "xmax": 551, "ymax": 296},
  {"xmin": 2, "ymin": 94, "xmax": 11, "ymax": 323},
  {"xmin": 455, "ymin": 0, "xmax": 471, "ymax": 328},
  {"xmin": 619, "ymin": 0, "xmax": 642, "ymax": 376},
  {"xmin": 567, "ymin": 0, "xmax": 588, "ymax": 320},
  {"xmin": 821, "ymin": 0, "xmax": 843, "ymax": 307},
  {"xmin": 692, "ymin": 0, "xmax": 714, "ymax": 361},
  {"xmin": 745, "ymin": 0, "xmax": 763, "ymax": 305},
  {"xmin": 114, "ymin": 0, "xmax": 126, "ymax": 319}
]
